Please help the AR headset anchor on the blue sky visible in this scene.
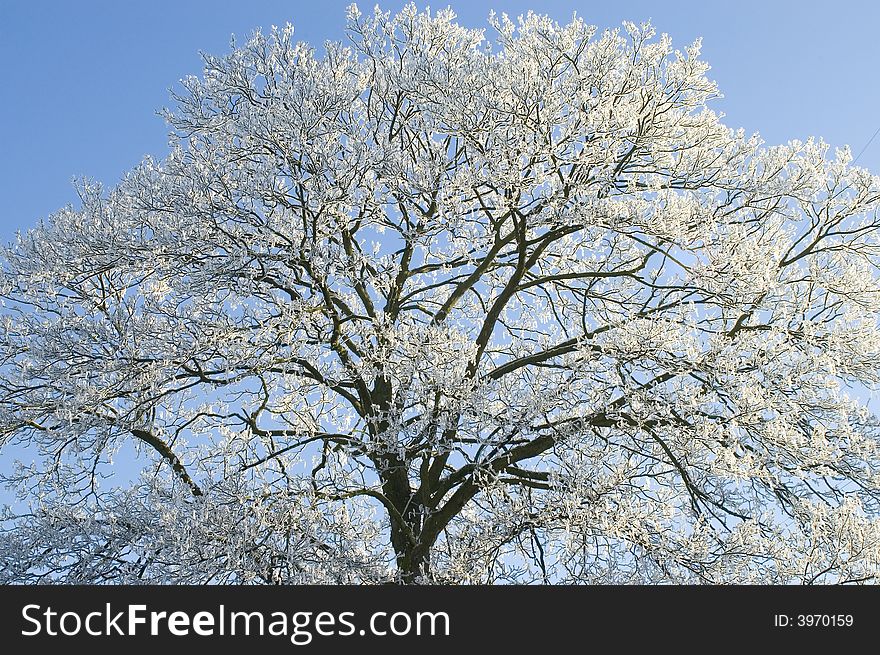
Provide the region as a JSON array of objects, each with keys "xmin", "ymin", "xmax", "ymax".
[{"xmin": 0, "ymin": 0, "xmax": 878, "ymax": 239}]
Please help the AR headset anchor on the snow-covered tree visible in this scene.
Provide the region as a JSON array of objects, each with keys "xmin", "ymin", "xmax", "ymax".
[{"xmin": 2, "ymin": 5, "xmax": 880, "ymax": 584}]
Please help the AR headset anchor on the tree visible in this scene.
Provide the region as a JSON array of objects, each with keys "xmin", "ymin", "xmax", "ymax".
[{"xmin": 2, "ymin": 5, "xmax": 880, "ymax": 585}]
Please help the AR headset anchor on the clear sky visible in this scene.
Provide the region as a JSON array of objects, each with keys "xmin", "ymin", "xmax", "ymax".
[{"xmin": 1, "ymin": 0, "xmax": 879, "ymax": 240}]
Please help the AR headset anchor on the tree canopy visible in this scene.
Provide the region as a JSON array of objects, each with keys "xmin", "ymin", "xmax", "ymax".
[{"xmin": 2, "ymin": 5, "xmax": 880, "ymax": 584}]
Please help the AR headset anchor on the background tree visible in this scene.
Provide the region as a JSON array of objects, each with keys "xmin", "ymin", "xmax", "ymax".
[{"xmin": 2, "ymin": 5, "xmax": 880, "ymax": 584}]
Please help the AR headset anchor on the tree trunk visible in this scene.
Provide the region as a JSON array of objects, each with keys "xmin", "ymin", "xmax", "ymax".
[
  {"xmin": 385, "ymin": 490, "xmax": 432, "ymax": 583},
  {"xmin": 370, "ymin": 374, "xmax": 434, "ymax": 583},
  {"xmin": 395, "ymin": 539, "xmax": 430, "ymax": 584}
]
